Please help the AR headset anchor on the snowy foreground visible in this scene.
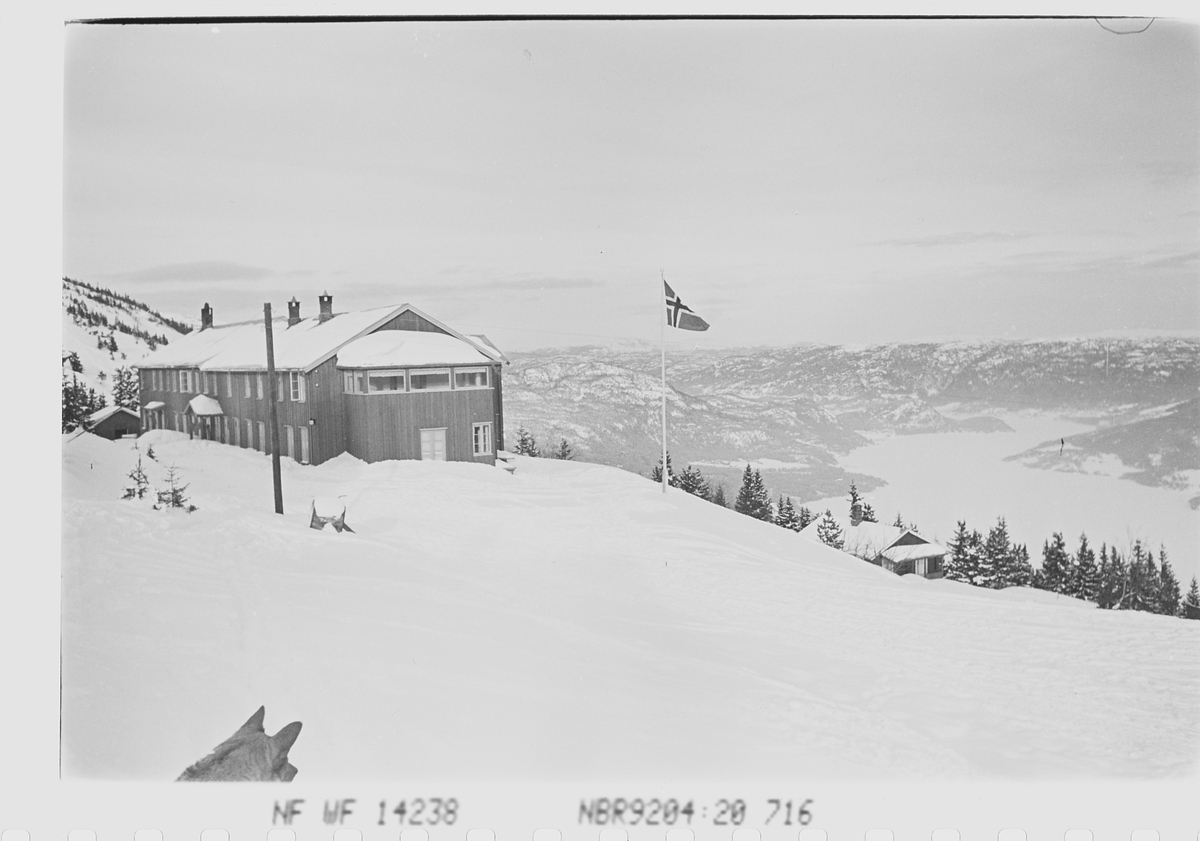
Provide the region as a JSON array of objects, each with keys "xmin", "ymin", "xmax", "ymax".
[{"xmin": 62, "ymin": 432, "xmax": 1200, "ymax": 781}]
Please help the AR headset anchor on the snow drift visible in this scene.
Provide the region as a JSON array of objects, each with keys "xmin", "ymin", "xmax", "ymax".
[{"xmin": 61, "ymin": 432, "xmax": 1200, "ymax": 780}]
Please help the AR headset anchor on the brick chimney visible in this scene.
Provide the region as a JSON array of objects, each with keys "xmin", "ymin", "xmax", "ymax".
[
  {"xmin": 850, "ymin": 502, "xmax": 863, "ymax": 527},
  {"xmin": 200, "ymin": 303, "xmax": 213, "ymax": 331},
  {"xmin": 318, "ymin": 292, "xmax": 333, "ymax": 324},
  {"xmin": 287, "ymin": 297, "xmax": 302, "ymax": 327}
]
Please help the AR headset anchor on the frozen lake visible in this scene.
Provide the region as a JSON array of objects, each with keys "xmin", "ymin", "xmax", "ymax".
[{"xmin": 807, "ymin": 413, "xmax": 1200, "ymax": 584}]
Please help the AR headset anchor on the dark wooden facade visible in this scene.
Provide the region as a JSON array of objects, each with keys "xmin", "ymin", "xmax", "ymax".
[
  {"xmin": 138, "ymin": 308, "xmax": 505, "ymax": 467},
  {"xmin": 88, "ymin": 407, "xmax": 140, "ymax": 440}
]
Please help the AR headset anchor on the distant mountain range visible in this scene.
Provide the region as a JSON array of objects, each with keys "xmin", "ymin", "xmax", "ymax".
[{"xmin": 504, "ymin": 340, "xmax": 1200, "ymax": 501}]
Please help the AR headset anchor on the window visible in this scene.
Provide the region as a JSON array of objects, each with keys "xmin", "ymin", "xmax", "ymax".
[
  {"xmin": 290, "ymin": 372, "xmax": 306, "ymax": 402},
  {"xmin": 244, "ymin": 374, "xmax": 251, "ymax": 398},
  {"xmin": 245, "ymin": 419, "xmax": 253, "ymax": 449},
  {"xmin": 256, "ymin": 374, "xmax": 264, "ymax": 400},
  {"xmin": 368, "ymin": 370, "xmax": 406, "ymax": 393},
  {"xmin": 420, "ymin": 428, "xmax": 447, "ymax": 461},
  {"xmin": 343, "ymin": 371, "xmax": 355, "ymax": 393},
  {"xmin": 257, "ymin": 421, "xmax": 266, "ymax": 452},
  {"xmin": 278, "ymin": 374, "xmax": 286, "ymax": 401},
  {"xmin": 284, "ymin": 425, "xmax": 294, "ymax": 460},
  {"xmin": 355, "ymin": 371, "xmax": 366, "ymax": 394},
  {"xmin": 409, "ymin": 369, "xmax": 450, "ymax": 391},
  {"xmin": 231, "ymin": 417, "xmax": 240, "ymax": 447},
  {"xmin": 472, "ymin": 422, "xmax": 493, "ymax": 456},
  {"xmin": 455, "ymin": 367, "xmax": 490, "ymax": 389},
  {"xmin": 226, "ymin": 373, "xmax": 233, "ymax": 398},
  {"xmin": 299, "ymin": 425, "xmax": 310, "ymax": 464},
  {"xmin": 178, "ymin": 370, "xmax": 190, "ymax": 393}
]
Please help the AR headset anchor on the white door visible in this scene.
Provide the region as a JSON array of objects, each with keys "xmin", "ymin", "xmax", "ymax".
[
  {"xmin": 420, "ymin": 428, "xmax": 447, "ymax": 461},
  {"xmin": 299, "ymin": 426, "xmax": 310, "ymax": 464},
  {"xmin": 285, "ymin": 425, "xmax": 294, "ymax": 460}
]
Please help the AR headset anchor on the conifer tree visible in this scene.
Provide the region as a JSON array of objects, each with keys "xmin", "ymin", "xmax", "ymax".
[
  {"xmin": 677, "ymin": 465, "xmax": 711, "ymax": 500},
  {"xmin": 893, "ymin": 512, "xmax": 904, "ymax": 528},
  {"xmin": 796, "ymin": 505, "xmax": 815, "ymax": 530},
  {"xmin": 121, "ymin": 455, "xmax": 150, "ymax": 500},
  {"xmin": 113, "ymin": 366, "xmax": 139, "ymax": 410},
  {"xmin": 549, "ymin": 438, "xmax": 575, "ymax": 460},
  {"xmin": 944, "ymin": 520, "xmax": 973, "ymax": 583},
  {"xmin": 774, "ymin": 495, "xmax": 803, "ymax": 531},
  {"xmin": 1007, "ymin": 543, "xmax": 1034, "ymax": 588},
  {"xmin": 513, "ymin": 427, "xmax": 539, "ymax": 456},
  {"xmin": 860, "ymin": 502, "xmax": 877, "ymax": 523},
  {"xmin": 154, "ymin": 465, "xmax": 197, "ymax": 512},
  {"xmin": 1183, "ymin": 576, "xmax": 1199, "ymax": 619},
  {"xmin": 1125, "ymin": 540, "xmax": 1158, "ymax": 613},
  {"xmin": 1156, "ymin": 547, "xmax": 1181, "ymax": 617},
  {"xmin": 651, "ymin": 452, "xmax": 679, "ymax": 487},
  {"xmin": 847, "ymin": 481, "xmax": 862, "ymax": 515},
  {"xmin": 1097, "ymin": 544, "xmax": 1129, "ymax": 610},
  {"xmin": 710, "ymin": 483, "xmax": 729, "ymax": 508},
  {"xmin": 1039, "ymin": 532, "xmax": 1071, "ymax": 594},
  {"xmin": 734, "ymin": 465, "xmax": 773, "ymax": 521},
  {"xmin": 816, "ymin": 509, "xmax": 844, "ymax": 549},
  {"xmin": 1071, "ymin": 533, "xmax": 1100, "ymax": 602},
  {"xmin": 980, "ymin": 517, "xmax": 1012, "ymax": 589}
]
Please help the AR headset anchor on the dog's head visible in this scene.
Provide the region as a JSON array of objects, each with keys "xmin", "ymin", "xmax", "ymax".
[{"xmin": 177, "ymin": 706, "xmax": 302, "ymax": 782}]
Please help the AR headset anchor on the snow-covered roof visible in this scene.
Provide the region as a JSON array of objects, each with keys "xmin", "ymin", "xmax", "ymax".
[
  {"xmin": 144, "ymin": 400, "xmax": 165, "ymax": 411},
  {"xmin": 88, "ymin": 405, "xmax": 138, "ymax": 425},
  {"xmin": 140, "ymin": 303, "xmax": 504, "ymax": 373},
  {"xmin": 799, "ymin": 515, "xmax": 947, "ymax": 561},
  {"xmin": 187, "ymin": 395, "xmax": 225, "ymax": 416},
  {"xmin": 336, "ymin": 331, "xmax": 495, "ymax": 368}
]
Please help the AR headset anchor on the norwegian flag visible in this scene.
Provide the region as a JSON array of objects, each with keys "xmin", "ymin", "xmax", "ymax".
[{"xmin": 664, "ymin": 281, "xmax": 710, "ymax": 331}]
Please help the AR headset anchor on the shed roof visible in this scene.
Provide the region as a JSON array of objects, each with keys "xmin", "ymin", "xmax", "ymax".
[
  {"xmin": 187, "ymin": 395, "xmax": 225, "ymax": 416},
  {"xmin": 799, "ymin": 514, "xmax": 948, "ymax": 562},
  {"xmin": 88, "ymin": 405, "xmax": 139, "ymax": 425},
  {"xmin": 140, "ymin": 303, "xmax": 505, "ymax": 373}
]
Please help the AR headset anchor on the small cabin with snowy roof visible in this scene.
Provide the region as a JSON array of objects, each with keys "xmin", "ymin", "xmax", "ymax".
[
  {"xmin": 800, "ymin": 505, "xmax": 948, "ymax": 579},
  {"xmin": 86, "ymin": 405, "xmax": 140, "ymax": 440},
  {"xmin": 137, "ymin": 294, "xmax": 508, "ymax": 466}
]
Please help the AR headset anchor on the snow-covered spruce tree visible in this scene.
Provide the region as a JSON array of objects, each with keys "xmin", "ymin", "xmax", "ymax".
[
  {"xmin": 816, "ymin": 509, "xmax": 844, "ymax": 550},
  {"xmin": 513, "ymin": 427, "xmax": 539, "ymax": 456},
  {"xmin": 796, "ymin": 505, "xmax": 815, "ymax": 530},
  {"xmin": 710, "ymin": 483, "xmax": 729, "ymax": 508},
  {"xmin": 548, "ymin": 438, "xmax": 575, "ymax": 460},
  {"xmin": 1039, "ymin": 532, "xmax": 1071, "ymax": 594},
  {"xmin": 1070, "ymin": 533, "xmax": 1100, "ymax": 601},
  {"xmin": 892, "ymin": 512, "xmax": 905, "ymax": 528},
  {"xmin": 774, "ymin": 495, "xmax": 803, "ymax": 531},
  {"xmin": 122, "ymin": 455, "xmax": 150, "ymax": 500},
  {"xmin": 1007, "ymin": 543, "xmax": 1034, "ymax": 588},
  {"xmin": 860, "ymin": 502, "xmax": 877, "ymax": 523},
  {"xmin": 677, "ymin": 465, "xmax": 710, "ymax": 500},
  {"xmin": 1125, "ymin": 540, "xmax": 1158, "ymax": 613},
  {"xmin": 112, "ymin": 366, "xmax": 139, "ymax": 411},
  {"xmin": 650, "ymin": 452, "xmax": 679, "ymax": 487},
  {"xmin": 979, "ymin": 517, "xmax": 1013, "ymax": 589},
  {"xmin": 734, "ymin": 465, "xmax": 773, "ymax": 521},
  {"xmin": 1096, "ymin": 544, "xmax": 1129, "ymax": 610},
  {"xmin": 1183, "ymin": 577, "xmax": 1200, "ymax": 619},
  {"xmin": 1158, "ymin": 548, "xmax": 1181, "ymax": 617},
  {"xmin": 62, "ymin": 372, "xmax": 106, "ymax": 433},
  {"xmin": 154, "ymin": 465, "xmax": 197, "ymax": 512},
  {"xmin": 945, "ymin": 520, "xmax": 985, "ymax": 586},
  {"xmin": 847, "ymin": 481, "xmax": 862, "ymax": 515}
]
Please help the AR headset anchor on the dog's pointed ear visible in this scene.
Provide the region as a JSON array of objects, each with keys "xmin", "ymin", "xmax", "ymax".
[
  {"xmin": 232, "ymin": 706, "xmax": 267, "ymax": 738},
  {"xmin": 272, "ymin": 721, "xmax": 303, "ymax": 754}
]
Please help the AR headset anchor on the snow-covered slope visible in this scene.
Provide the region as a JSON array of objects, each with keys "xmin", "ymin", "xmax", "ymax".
[
  {"xmin": 60, "ymin": 433, "xmax": 1200, "ymax": 780},
  {"xmin": 61, "ymin": 277, "xmax": 191, "ymax": 399}
]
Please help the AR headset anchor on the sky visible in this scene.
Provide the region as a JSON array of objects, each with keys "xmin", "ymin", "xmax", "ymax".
[{"xmin": 62, "ymin": 17, "xmax": 1200, "ymax": 352}]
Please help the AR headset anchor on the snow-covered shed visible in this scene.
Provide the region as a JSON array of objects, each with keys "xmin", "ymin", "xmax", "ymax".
[
  {"xmin": 137, "ymin": 295, "xmax": 508, "ymax": 466},
  {"xmin": 86, "ymin": 405, "xmax": 140, "ymax": 440},
  {"xmin": 800, "ymin": 508, "xmax": 948, "ymax": 578}
]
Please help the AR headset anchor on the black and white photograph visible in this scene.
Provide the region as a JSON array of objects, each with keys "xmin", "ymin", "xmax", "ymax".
[{"xmin": 49, "ymin": 10, "xmax": 1200, "ymax": 800}]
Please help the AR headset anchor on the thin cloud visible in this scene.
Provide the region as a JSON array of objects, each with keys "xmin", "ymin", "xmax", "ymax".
[
  {"xmin": 876, "ymin": 231, "xmax": 1038, "ymax": 248},
  {"xmin": 101, "ymin": 260, "xmax": 276, "ymax": 283},
  {"xmin": 1139, "ymin": 159, "xmax": 1200, "ymax": 188}
]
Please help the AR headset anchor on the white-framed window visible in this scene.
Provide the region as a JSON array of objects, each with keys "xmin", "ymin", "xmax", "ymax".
[
  {"xmin": 420, "ymin": 428, "xmax": 447, "ymax": 461},
  {"xmin": 178, "ymin": 370, "xmax": 189, "ymax": 393},
  {"xmin": 226, "ymin": 372, "xmax": 233, "ymax": 398},
  {"xmin": 245, "ymin": 418, "xmax": 253, "ymax": 448},
  {"xmin": 284, "ymin": 425, "xmax": 294, "ymax": 459},
  {"xmin": 256, "ymin": 374, "xmax": 264, "ymax": 400},
  {"xmin": 257, "ymin": 421, "xmax": 266, "ymax": 452},
  {"xmin": 290, "ymin": 372, "xmax": 306, "ymax": 402},
  {"xmin": 409, "ymin": 369, "xmax": 451, "ymax": 392},
  {"xmin": 244, "ymin": 374, "xmax": 251, "ymax": 398},
  {"xmin": 299, "ymin": 425, "xmax": 310, "ymax": 464},
  {"xmin": 472, "ymin": 422, "xmax": 493, "ymax": 456},
  {"xmin": 455, "ymin": 367, "xmax": 490, "ymax": 389},
  {"xmin": 367, "ymin": 370, "xmax": 406, "ymax": 393}
]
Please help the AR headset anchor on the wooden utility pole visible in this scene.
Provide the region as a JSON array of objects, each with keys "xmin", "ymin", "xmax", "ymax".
[{"xmin": 264, "ymin": 303, "xmax": 284, "ymax": 515}]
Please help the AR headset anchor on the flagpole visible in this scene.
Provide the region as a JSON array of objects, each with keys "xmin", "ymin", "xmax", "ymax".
[{"xmin": 660, "ymin": 270, "xmax": 668, "ymax": 494}]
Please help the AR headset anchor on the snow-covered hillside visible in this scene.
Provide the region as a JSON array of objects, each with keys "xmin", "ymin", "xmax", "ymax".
[
  {"xmin": 61, "ymin": 432, "xmax": 1200, "ymax": 780},
  {"xmin": 61, "ymin": 277, "xmax": 191, "ymax": 400}
]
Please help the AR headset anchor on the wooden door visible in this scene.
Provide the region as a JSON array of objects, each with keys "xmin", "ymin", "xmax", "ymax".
[{"xmin": 420, "ymin": 428, "xmax": 446, "ymax": 461}]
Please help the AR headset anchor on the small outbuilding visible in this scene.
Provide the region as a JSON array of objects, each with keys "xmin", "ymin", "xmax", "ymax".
[
  {"xmin": 800, "ymin": 504, "xmax": 948, "ymax": 579},
  {"xmin": 87, "ymin": 405, "xmax": 141, "ymax": 440}
]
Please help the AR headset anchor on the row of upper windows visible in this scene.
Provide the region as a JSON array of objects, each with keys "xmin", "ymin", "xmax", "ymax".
[
  {"xmin": 142, "ymin": 369, "xmax": 307, "ymax": 403},
  {"xmin": 342, "ymin": 366, "xmax": 491, "ymax": 395}
]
